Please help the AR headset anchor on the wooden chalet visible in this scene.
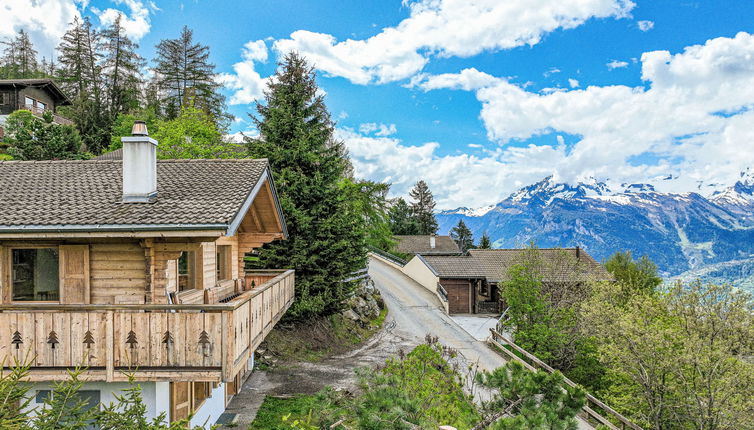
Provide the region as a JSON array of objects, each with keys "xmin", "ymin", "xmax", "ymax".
[
  {"xmin": 403, "ymin": 248, "xmax": 610, "ymax": 315},
  {"xmin": 0, "ymin": 79, "xmax": 73, "ymax": 139},
  {"xmin": 0, "ymin": 122, "xmax": 293, "ymax": 424},
  {"xmin": 393, "ymin": 234, "xmax": 461, "ymax": 256}
]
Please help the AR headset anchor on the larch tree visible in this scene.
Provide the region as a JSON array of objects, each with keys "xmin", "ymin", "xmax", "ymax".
[
  {"xmin": 153, "ymin": 26, "xmax": 227, "ymax": 125},
  {"xmin": 409, "ymin": 180, "xmax": 438, "ymax": 235},
  {"xmin": 0, "ymin": 30, "xmax": 39, "ymax": 78},
  {"xmin": 101, "ymin": 13, "xmax": 145, "ymax": 121},
  {"xmin": 450, "ymin": 219, "xmax": 474, "ymax": 253},
  {"xmin": 246, "ymin": 52, "xmax": 367, "ymax": 320},
  {"xmin": 388, "ymin": 197, "xmax": 420, "ymax": 235}
]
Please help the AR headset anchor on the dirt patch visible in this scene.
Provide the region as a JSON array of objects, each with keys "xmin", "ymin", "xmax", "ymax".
[{"xmin": 223, "ymin": 318, "xmax": 419, "ymax": 427}]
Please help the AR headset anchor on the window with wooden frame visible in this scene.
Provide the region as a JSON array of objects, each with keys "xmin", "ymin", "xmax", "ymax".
[
  {"xmin": 11, "ymin": 248, "xmax": 59, "ymax": 302},
  {"xmin": 178, "ymin": 251, "xmax": 197, "ymax": 291},
  {"xmin": 216, "ymin": 245, "xmax": 232, "ymax": 281},
  {"xmin": 0, "ymin": 92, "xmax": 11, "ymax": 105}
]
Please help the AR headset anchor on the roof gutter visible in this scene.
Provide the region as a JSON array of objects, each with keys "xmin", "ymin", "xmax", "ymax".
[{"xmin": 0, "ymin": 223, "xmax": 228, "ymax": 233}]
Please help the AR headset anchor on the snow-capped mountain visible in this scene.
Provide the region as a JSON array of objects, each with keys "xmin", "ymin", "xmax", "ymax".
[{"xmin": 437, "ymin": 173, "xmax": 754, "ymax": 281}]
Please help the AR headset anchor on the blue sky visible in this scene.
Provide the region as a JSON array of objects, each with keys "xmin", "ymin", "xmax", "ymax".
[{"xmin": 5, "ymin": 0, "xmax": 754, "ymax": 208}]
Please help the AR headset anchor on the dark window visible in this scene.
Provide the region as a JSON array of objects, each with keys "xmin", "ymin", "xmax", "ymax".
[
  {"xmin": 178, "ymin": 251, "xmax": 196, "ymax": 291},
  {"xmin": 12, "ymin": 248, "xmax": 59, "ymax": 302},
  {"xmin": 0, "ymin": 92, "xmax": 11, "ymax": 105},
  {"xmin": 216, "ymin": 245, "xmax": 232, "ymax": 281}
]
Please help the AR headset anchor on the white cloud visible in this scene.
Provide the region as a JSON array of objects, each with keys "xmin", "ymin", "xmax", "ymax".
[
  {"xmin": 637, "ymin": 20, "xmax": 655, "ymax": 32},
  {"xmin": 568, "ymin": 78, "xmax": 580, "ymax": 88},
  {"xmin": 607, "ymin": 59, "xmax": 629, "ymax": 70},
  {"xmin": 544, "ymin": 67, "xmax": 561, "ymax": 77},
  {"xmin": 0, "ymin": 0, "xmax": 83, "ymax": 56},
  {"xmin": 411, "ymin": 32, "xmax": 754, "ymax": 199},
  {"xmin": 274, "ymin": 0, "xmax": 635, "ymax": 84},
  {"xmin": 412, "ymin": 68, "xmax": 500, "ymax": 91},
  {"xmin": 94, "ymin": 0, "xmax": 158, "ymax": 41},
  {"xmin": 359, "ymin": 122, "xmax": 398, "ymax": 136},
  {"xmin": 220, "ymin": 40, "xmax": 271, "ymax": 105}
]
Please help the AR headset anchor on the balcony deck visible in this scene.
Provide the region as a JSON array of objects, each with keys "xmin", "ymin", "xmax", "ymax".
[{"xmin": 0, "ymin": 270, "xmax": 294, "ymax": 382}]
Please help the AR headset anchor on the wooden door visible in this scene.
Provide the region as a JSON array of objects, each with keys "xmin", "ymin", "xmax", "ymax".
[
  {"xmin": 443, "ymin": 279, "xmax": 471, "ymax": 314},
  {"xmin": 170, "ymin": 382, "xmax": 191, "ymax": 422},
  {"xmin": 59, "ymin": 245, "xmax": 90, "ymax": 304}
]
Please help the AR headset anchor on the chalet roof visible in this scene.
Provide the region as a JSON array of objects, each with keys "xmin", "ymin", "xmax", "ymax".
[
  {"xmin": 394, "ymin": 235, "xmax": 461, "ymax": 255},
  {"xmin": 418, "ymin": 248, "xmax": 611, "ymax": 283},
  {"xmin": 420, "ymin": 255, "xmax": 483, "ymax": 278},
  {"xmin": 0, "ymin": 79, "xmax": 72, "ymax": 106},
  {"xmin": 0, "ymin": 158, "xmax": 280, "ymax": 234}
]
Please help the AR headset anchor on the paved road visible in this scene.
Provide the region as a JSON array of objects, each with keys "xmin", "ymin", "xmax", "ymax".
[{"xmin": 369, "ymin": 257, "xmax": 508, "ymax": 375}]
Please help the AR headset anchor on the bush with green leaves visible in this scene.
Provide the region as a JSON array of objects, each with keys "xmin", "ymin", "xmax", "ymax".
[{"xmin": 2, "ymin": 110, "xmax": 87, "ymax": 160}]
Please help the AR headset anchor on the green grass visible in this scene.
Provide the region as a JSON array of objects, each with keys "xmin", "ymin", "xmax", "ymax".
[{"xmin": 248, "ymin": 395, "xmax": 320, "ymax": 430}]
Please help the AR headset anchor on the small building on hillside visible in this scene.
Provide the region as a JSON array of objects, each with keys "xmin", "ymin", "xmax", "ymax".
[
  {"xmin": 394, "ymin": 235, "xmax": 461, "ymax": 256},
  {"xmin": 0, "ymin": 79, "xmax": 73, "ymax": 138},
  {"xmin": 0, "ymin": 122, "xmax": 292, "ymax": 425},
  {"xmin": 402, "ymin": 248, "xmax": 610, "ymax": 315}
]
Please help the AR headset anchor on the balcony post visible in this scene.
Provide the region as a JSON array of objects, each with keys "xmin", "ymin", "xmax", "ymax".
[
  {"xmin": 221, "ymin": 309, "xmax": 234, "ymax": 382},
  {"xmin": 106, "ymin": 310, "xmax": 114, "ymax": 382}
]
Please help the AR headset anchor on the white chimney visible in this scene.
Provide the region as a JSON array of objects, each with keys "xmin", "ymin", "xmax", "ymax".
[
  {"xmin": 121, "ymin": 121, "xmax": 158, "ymax": 203},
  {"xmin": 430, "ymin": 235, "xmax": 436, "ymax": 249}
]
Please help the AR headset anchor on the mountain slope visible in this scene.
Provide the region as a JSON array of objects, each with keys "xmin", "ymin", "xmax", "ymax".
[{"xmin": 437, "ymin": 175, "xmax": 754, "ymax": 278}]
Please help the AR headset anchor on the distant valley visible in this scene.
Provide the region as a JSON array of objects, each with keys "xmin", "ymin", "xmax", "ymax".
[{"xmin": 437, "ymin": 170, "xmax": 754, "ymax": 291}]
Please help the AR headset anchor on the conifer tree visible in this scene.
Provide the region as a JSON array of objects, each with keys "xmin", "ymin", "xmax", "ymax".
[
  {"xmin": 246, "ymin": 52, "xmax": 367, "ymax": 319},
  {"xmin": 450, "ymin": 219, "xmax": 474, "ymax": 253},
  {"xmin": 0, "ymin": 30, "xmax": 39, "ymax": 78},
  {"xmin": 409, "ymin": 180, "xmax": 438, "ymax": 235},
  {"xmin": 388, "ymin": 197, "xmax": 420, "ymax": 235},
  {"xmin": 153, "ymin": 26, "xmax": 227, "ymax": 125},
  {"xmin": 57, "ymin": 17, "xmax": 110, "ymax": 154},
  {"xmin": 101, "ymin": 13, "xmax": 145, "ymax": 120},
  {"xmin": 478, "ymin": 232, "xmax": 492, "ymax": 249}
]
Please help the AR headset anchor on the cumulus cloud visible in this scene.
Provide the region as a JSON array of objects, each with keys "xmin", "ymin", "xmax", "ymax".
[
  {"xmin": 568, "ymin": 78, "xmax": 580, "ymax": 88},
  {"xmin": 274, "ymin": 0, "xmax": 635, "ymax": 84},
  {"xmin": 412, "ymin": 68, "xmax": 500, "ymax": 91},
  {"xmin": 359, "ymin": 122, "xmax": 398, "ymax": 136},
  {"xmin": 607, "ymin": 59, "xmax": 629, "ymax": 70},
  {"xmin": 412, "ymin": 32, "xmax": 754, "ymax": 198},
  {"xmin": 93, "ymin": 0, "xmax": 158, "ymax": 41},
  {"xmin": 219, "ymin": 40, "xmax": 271, "ymax": 105},
  {"xmin": 0, "ymin": 0, "xmax": 83, "ymax": 56},
  {"xmin": 637, "ymin": 20, "xmax": 655, "ymax": 32}
]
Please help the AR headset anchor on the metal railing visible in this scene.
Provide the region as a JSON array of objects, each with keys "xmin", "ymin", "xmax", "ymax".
[
  {"xmin": 488, "ymin": 328, "xmax": 642, "ymax": 430},
  {"xmin": 436, "ymin": 283, "xmax": 448, "ymax": 302},
  {"xmin": 368, "ymin": 246, "xmax": 408, "ymax": 267}
]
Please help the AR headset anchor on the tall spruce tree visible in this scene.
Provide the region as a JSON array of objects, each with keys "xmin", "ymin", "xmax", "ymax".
[
  {"xmin": 57, "ymin": 17, "xmax": 110, "ymax": 154},
  {"xmin": 388, "ymin": 197, "xmax": 420, "ymax": 235},
  {"xmin": 1, "ymin": 30, "xmax": 39, "ymax": 78},
  {"xmin": 153, "ymin": 26, "xmax": 227, "ymax": 125},
  {"xmin": 246, "ymin": 52, "xmax": 367, "ymax": 319},
  {"xmin": 101, "ymin": 13, "xmax": 145, "ymax": 121},
  {"xmin": 409, "ymin": 180, "xmax": 438, "ymax": 235},
  {"xmin": 450, "ymin": 219, "xmax": 474, "ymax": 253}
]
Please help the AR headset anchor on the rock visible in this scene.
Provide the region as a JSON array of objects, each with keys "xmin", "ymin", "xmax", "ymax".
[{"xmin": 341, "ymin": 309, "xmax": 360, "ymax": 321}]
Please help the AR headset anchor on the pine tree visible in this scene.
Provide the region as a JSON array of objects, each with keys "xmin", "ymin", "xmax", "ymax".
[
  {"xmin": 450, "ymin": 219, "xmax": 474, "ymax": 253},
  {"xmin": 246, "ymin": 52, "xmax": 367, "ymax": 319},
  {"xmin": 409, "ymin": 180, "xmax": 438, "ymax": 235},
  {"xmin": 0, "ymin": 30, "xmax": 39, "ymax": 78},
  {"xmin": 153, "ymin": 26, "xmax": 228, "ymax": 125},
  {"xmin": 478, "ymin": 232, "xmax": 492, "ymax": 249},
  {"xmin": 388, "ymin": 197, "xmax": 420, "ymax": 235},
  {"xmin": 101, "ymin": 13, "xmax": 145, "ymax": 120},
  {"xmin": 57, "ymin": 17, "xmax": 110, "ymax": 154}
]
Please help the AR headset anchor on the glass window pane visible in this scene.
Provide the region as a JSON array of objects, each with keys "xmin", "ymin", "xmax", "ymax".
[
  {"xmin": 12, "ymin": 249, "xmax": 60, "ymax": 301},
  {"xmin": 37, "ymin": 101, "xmax": 46, "ymax": 110},
  {"xmin": 24, "ymin": 96, "xmax": 34, "ymax": 107}
]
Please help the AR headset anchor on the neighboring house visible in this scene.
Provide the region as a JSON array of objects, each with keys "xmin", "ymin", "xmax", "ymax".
[
  {"xmin": 0, "ymin": 122, "xmax": 293, "ymax": 425},
  {"xmin": 403, "ymin": 248, "xmax": 610, "ymax": 315},
  {"xmin": 0, "ymin": 79, "xmax": 73, "ymax": 139},
  {"xmin": 394, "ymin": 235, "xmax": 461, "ymax": 256}
]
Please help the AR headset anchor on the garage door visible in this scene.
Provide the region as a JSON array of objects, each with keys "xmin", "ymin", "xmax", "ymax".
[{"xmin": 443, "ymin": 280, "xmax": 470, "ymax": 314}]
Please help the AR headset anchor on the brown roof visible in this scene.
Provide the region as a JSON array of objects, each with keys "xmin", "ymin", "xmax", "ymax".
[
  {"xmin": 419, "ymin": 248, "xmax": 610, "ymax": 282},
  {"xmin": 94, "ymin": 148, "xmax": 123, "ymax": 160},
  {"xmin": 394, "ymin": 235, "xmax": 460, "ymax": 255},
  {"xmin": 0, "ymin": 158, "xmax": 274, "ymax": 232},
  {"xmin": 0, "ymin": 79, "xmax": 71, "ymax": 105}
]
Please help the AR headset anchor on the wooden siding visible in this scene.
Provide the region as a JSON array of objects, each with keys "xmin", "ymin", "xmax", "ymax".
[
  {"xmin": 89, "ymin": 243, "xmax": 146, "ymax": 304},
  {"xmin": 442, "ymin": 279, "xmax": 471, "ymax": 314}
]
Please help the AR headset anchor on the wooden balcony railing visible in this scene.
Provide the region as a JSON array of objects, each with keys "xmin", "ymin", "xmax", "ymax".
[
  {"xmin": 18, "ymin": 104, "xmax": 74, "ymax": 126},
  {"xmin": 0, "ymin": 270, "xmax": 294, "ymax": 383}
]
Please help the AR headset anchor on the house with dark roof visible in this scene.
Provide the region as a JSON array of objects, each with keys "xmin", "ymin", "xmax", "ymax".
[
  {"xmin": 0, "ymin": 79, "xmax": 73, "ymax": 139},
  {"xmin": 0, "ymin": 122, "xmax": 293, "ymax": 425},
  {"xmin": 394, "ymin": 234, "xmax": 461, "ymax": 256},
  {"xmin": 402, "ymin": 247, "xmax": 610, "ymax": 314}
]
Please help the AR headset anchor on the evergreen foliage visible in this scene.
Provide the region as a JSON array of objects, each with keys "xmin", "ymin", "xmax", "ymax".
[
  {"xmin": 2, "ymin": 110, "xmax": 86, "ymax": 160},
  {"xmin": 153, "ymin": 26, "xmax": 227, "ymax": 125},
  {"xmin": 450, "ymin": 219, "xmax": 474, "ymax": 253},
  {"xmin": 478, "ymin": 232, "xmax": 492, "ymax": 249},
  {"xmin": 341, "ymin": 179, "xmax": 395, "ymax": 251},
  {"xmin": 408, "ymin": 180, "xmax": 439, "ymax": 235},
  {"xmin": 0, "ymin": 30, "xmax": 41, "ymax": 78},
  {"xmin": 246, "ymin": 52, "xmax": 367, "ymax": 319},
  {"xmin": 604, "ymin": 251, "xmax": 662, "ymax": 297},
  {"xmin": 388, "ymin": 197, "xmax": 420, "ymax": 235},
  {"xmin": 100, "ymin": 14, "xmax": 145, "ymax": 122}
]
